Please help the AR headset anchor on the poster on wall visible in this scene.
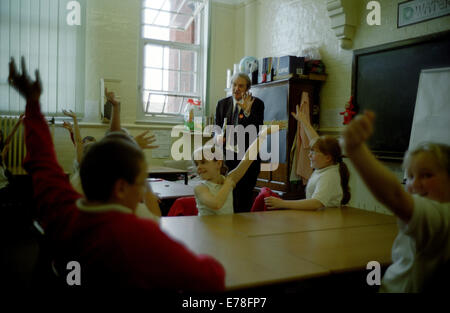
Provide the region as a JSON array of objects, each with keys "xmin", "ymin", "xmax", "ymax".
[{"xmin": 398, "ymin": 0, "xmax": 450, "ymax": 28}]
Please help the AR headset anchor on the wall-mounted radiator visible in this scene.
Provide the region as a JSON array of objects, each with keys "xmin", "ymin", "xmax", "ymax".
[{"xmin": 0, "ymin": 116, "xmax": 26, "ymax": 175}]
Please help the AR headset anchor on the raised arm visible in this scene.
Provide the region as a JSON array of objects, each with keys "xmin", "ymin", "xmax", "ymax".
[
  {"xmin": 8, "ymin": 56, "xmax": 81, "ymax": 228},
  {"xmin": 291, "ymin": 103, "xmax": 319, "ymax": 142},
  {"xmin": 62, "ymin": 121, "xmax": 76, "ymax": 145},
  {"xmin": 227, "ymin": 123, "xmax": 283, "ymax": 185},
  {"xmin": 342, "ymin": 111, "xmax": 413, "ymax": 222},
  {"xmin": 105, "ymin": 88, "xmax": 121, "ymax": 132},
  {"xmin": 63, "ymin": 109, "xmax": 83, "ymax": 163}
]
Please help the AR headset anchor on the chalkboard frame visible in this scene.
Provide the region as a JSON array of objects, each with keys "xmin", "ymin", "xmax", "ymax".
[{"xmin": 351, "ymin": 30, "xmax": 450, "ymax": 161}]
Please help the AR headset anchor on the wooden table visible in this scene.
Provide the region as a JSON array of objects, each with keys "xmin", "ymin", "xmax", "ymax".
[
  {"xmin": 160, "ymin": 207, "xmax": 398, "ymax": 290},
  {"xmin": 148, "ymin": 179, "xmax": 194, "ymax": 200},
  {"xmin": 148, "ymin": 166, "xmax": 189, "ymax": 185}
]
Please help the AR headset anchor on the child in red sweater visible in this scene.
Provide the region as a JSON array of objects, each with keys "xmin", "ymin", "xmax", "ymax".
[{"xmin": 8, "ymin": 57, "xmax": 225, "ymax": 290}]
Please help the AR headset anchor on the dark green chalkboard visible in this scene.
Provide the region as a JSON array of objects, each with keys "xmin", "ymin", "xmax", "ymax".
[{"xmin": 352, "ymin": 30, "xmax": 450, "ymax": 159}]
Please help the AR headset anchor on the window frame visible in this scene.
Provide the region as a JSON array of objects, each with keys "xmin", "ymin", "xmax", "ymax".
[{"xmin": 137, "ymin": 0, "xmax": 208, "ymax": 124}]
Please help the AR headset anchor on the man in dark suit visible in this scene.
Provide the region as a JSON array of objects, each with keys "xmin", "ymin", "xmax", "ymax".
[{"xmin": 215, "ymin": 73, "xmax": 265, "ymax": 213}]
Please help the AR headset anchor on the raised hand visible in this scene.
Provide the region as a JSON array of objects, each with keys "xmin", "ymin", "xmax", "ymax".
[
  {"xmin": 342, "ymin": 110, "xmax": 375, "ymax": 156},
  {"xmin": 62, "ymin": 121, "xmax": 73, "ymax": 133},
  {"xmin": 8, "ymin": 57, "xmax": 42, "ymax": 101},
  {"xmin": 291, "ymin": 102, "xmax": 309, "ymax": 124},
  {"xmin": 105, "ymin": 88, "xmax": 120, "ymax": 106},
  {"xmin": 238, "ymin": 91, "xmax": 255, "ymax": 115},
  {"xmin": 134, "ymin": 130, "xmax": 159, "ymax": 150},
  {"xmin": 62, "ymin": 109, "xmax": 77, "ymax": 120}
]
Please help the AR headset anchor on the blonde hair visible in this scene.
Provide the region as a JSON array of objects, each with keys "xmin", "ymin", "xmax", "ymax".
[{"xmin": 404, "ymin": 142, "xmax": 450, "ymax": 176}]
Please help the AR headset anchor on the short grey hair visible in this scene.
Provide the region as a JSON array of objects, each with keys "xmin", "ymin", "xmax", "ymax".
[{"xmin": 230, "ymin": 72, "xmax": 251, "ymax": 90}]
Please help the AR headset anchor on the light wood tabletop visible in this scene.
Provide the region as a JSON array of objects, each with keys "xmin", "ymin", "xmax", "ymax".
[
  {"xmin": 148, "ymin": 179, "xmax": 194, "ymax": 200},
  {"xmin": 148, "ymin": 166, "xmax": 189, "ymax": 184},
  {"xmin": 160, "ymin": 208, "xmax": 398, "ymax": 290}
]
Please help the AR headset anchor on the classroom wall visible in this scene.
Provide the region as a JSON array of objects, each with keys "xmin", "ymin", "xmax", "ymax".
[
  {"xmin": 49, "ymin": 0, "xmax": 450, "ymax": 213},
  {"xmin": 223, "ymin": 0, "xmax": 450, "ymax": 213}
]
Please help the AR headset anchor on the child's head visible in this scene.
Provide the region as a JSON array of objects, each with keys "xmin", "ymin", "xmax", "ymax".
[
  {"xmin": 310, "ymin": 136, "xmax": 351, "ymax": 205},
  {"xmin": 403, "ymin": 142, "xmax": 450, "ymax": 203},
  {"xmin": 80, "ymin": 136, "xmax": 147, "ymax": 210},
  {"xmin": 309, "ymin": 136, "xmax": 343, "ymax": 169},
  {"xmin": 192, "ymin": 145, "xmax": 227, "ymax": 181}
]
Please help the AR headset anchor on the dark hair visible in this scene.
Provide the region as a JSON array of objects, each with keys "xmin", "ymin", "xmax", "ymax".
[
  {"xmin": 312, "ymin": 135, "xmax": 351, "ymax": 205},
  {"xmin": 79, "ymin": 137, "xmax": 145, "ymax": 202}
]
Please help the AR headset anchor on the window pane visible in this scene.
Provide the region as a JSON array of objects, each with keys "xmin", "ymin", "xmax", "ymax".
[
  {"xmin": 143, "ymin": 25, "xmax": 170, "ymax": 41},
  {"xmin": 180, "ymin": 72, "xmax": 196, "ymax": 93},
  {"xmin": 145, "ymin": 45, "xmax": 163, "ymax": 69},
  {"xmin": 164, "ymin": 95, "xmax": 183, "ymax": 113},
  {"xmin": 147, "ymin": 94, "xmax": 166, "ymax": 113},
  {"xmin": 172, "ymin": 14, "xmax": 191, "ymax": 29},
  {"xmin": 166, "ymin": 0, "xmax": 185, "ymax": 12},
  {"xmin": 180, "ymin": 50, "xmax": 196, "ymax": 72},
  {"xmin": 142, "ymin": 23, "xmax": 198, "ymax": 44},
  {"xmin": 143, "ymin": 9, "xmax": 158, "ymax": 25},
  {"xmin": 143, "ymin": 0, "xmax": 165, "ymax": 10},
  {"xmin": 144, "ymin": 68, "xmax": 163, "ymax": 90},
  {"xmin": 163, "ymin": 70, "xmax": 179, "ymax": 92},
  {"xmin": 180, "ymin": 1, "xmax": 202, "ymax": 14},
  {"xmin": 164, "ymin": 47, "xmax": 179, "ymax": 70},
  {"xmin": 154, "ymin": 11, "xmax": 172, "ymax": 27}
]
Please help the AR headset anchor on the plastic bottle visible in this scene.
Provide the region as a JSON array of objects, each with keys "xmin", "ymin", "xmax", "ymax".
[{"xmin": 184, "ymin": 99, "xmax": 202, "ymax": 131}]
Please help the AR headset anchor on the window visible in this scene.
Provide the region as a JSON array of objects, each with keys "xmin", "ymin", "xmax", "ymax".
[
  {"xmin": 0, "ymin": 0, "xmax": 86, "ymax": 117},
  {"xmin": 138, "ymin": 0, "xmax": 208, "ymax": 123}
]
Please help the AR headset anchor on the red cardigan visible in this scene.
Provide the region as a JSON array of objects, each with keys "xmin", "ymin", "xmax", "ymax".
[{"xmin": 23, "ymin": 99, "xmax": 225, "ymax": 290}]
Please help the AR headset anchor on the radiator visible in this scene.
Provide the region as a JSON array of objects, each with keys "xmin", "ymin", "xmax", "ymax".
[{"xmin": 0, "ymin": 116, "xmax": 26, "ymax": 175}]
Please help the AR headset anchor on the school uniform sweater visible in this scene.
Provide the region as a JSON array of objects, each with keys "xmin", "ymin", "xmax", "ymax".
[{"xmin": 23, "ymin": 99, "xmax": 225, "ymax": 290}]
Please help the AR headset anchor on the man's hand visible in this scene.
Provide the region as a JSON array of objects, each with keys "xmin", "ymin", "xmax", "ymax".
[
  {"xmin": 8, "ymin": 57, "xmax": 42, "ymax": 102},
  {"xmin": 238, "ymin": 91, "xmax": 255, "ymax": 115},
  {"xmin": 134, "ymin": 130, "xmax": 159, "ymax": 150},
  {"xmin": 342, "ymin": 110, "xmax": 375, "ymax": 156}
]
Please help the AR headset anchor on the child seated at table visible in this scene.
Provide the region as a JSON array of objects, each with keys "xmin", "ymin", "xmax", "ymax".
[
  {"xmin": 264, "ymin": 104, "xmax": 350, "ymax": 210},
  {"xmin": 342, "ymin": 110, "xmax": 450, "ymax": 292},
  {"xmin": 8, "ymin": 56, "xmax": 225, "ymax": 290},
  {"xmin": 193, "ymin": 124, "xmax": 280, "ymax": 216}
]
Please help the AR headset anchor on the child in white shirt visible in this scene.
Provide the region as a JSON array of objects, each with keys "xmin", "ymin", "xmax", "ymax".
[{"xmin": 342, "ymin": 110, "xmax": 450, "ymax": 293}]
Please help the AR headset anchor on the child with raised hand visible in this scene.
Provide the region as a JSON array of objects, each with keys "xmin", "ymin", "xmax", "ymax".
[
  {"xmin": 342, "ymin": 110, "xmax": 450, "ymax": 293},
  {"xmin": 265, "ymin": 104, "xmax": 350, "ymax": 210},
  {"xmin": 194, "ymin": 124, "xmax": 281, "ymax": 216},
  {"xmin": 8, "ymin": 56, "xmax": 225, "ymax": 290}
]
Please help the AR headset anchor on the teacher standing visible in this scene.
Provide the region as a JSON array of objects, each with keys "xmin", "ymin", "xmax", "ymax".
[{"xmin": 214, "ymin": 73, "xmax": 265, "ymax": 213}]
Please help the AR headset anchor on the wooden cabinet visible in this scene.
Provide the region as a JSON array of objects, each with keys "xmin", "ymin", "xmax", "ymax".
[{"xmin": 248, "ymin": 77, "xmax": 325, "ymax": 197}]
